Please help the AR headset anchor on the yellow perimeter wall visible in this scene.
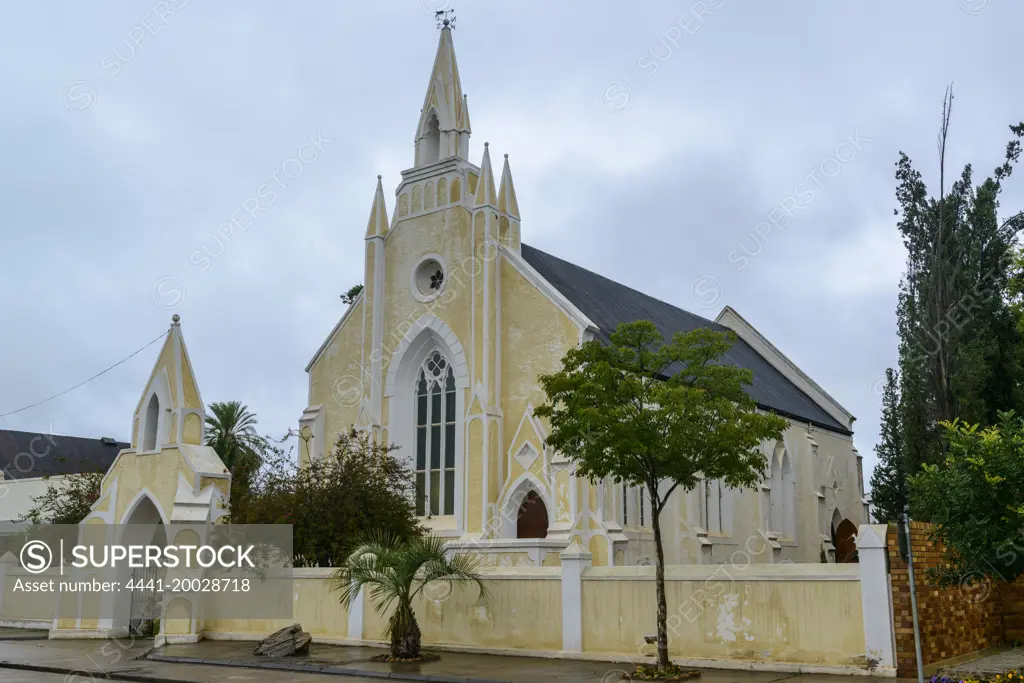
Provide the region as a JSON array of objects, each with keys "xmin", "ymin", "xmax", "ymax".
[
  {"xmin": 0, "ymin": 562, "xmax": 866, "ymax": 669},
  {"xmin": 582, "ymin": 565, "xmax": 865, "ymax": 667},
  {"xmin": 195, "ymin": 564, "xmax": 866, "ymax": 669}
]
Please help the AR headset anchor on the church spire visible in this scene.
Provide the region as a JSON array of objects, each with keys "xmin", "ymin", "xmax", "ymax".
[
  {"xmin": 414, "ymin": 25, "xmax": 471, "ymax": 167},
  {"xmin": 474, "ymin": 142, "xmax": 498, "ymax": 208},
  {"xmin": 497, "ymin": 154, "xmax": 520, "ymax": 219},
  {"xmin": 364, "ymin": 175, "xmax": 389, "ymax": 239}
]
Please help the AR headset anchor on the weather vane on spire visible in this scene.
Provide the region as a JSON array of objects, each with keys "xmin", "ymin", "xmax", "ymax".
[{"xmin": 435, "ymin": 9, "xmax": 456, "ymax": 30}]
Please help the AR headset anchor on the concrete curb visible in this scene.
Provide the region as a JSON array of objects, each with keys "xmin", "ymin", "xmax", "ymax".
[
  {"xmin": 147, "ymin": 653, "xmax": 513, "ymax": 683},
  {"xmin": 0, "ymin": 634, "xmax": 50, "ymax": 641},
  {"xmin": 0, "ymin": 660, "xmax": 191, "ymax": 683}
]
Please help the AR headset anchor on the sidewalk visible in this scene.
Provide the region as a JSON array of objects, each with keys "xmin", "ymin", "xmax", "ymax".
[
  {"xmin": 0, "ymin": 636, "xmax": 905, "ymax": 683},
  {"xmin": 152, "ymin": 638, "xmax": 898, "ymax": 683},
  {"xmin": 940, "ymin": 647, "xmax": 1024, "ymax": 679},
  {"xmin": 0, "ymin": 639, "xmax": 381, "ymax": 683}
]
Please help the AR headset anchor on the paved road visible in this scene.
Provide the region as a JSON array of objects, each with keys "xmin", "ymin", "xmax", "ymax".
[
  {"xmin": 2, "ymin": 672, "xmax": 72, "ymax": 682},
  {"xmin": 0, "ymin": 664, "xmax": 394, "ymax": 683}
]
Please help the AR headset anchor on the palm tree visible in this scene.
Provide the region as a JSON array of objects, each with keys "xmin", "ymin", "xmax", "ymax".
[
  {"xmin": 331, "ymin": 533, "xmax": 488, "ymax": 659},
  {"xmin": 205, "ymin": 401, "xmax": 266, "ymax": 475}
]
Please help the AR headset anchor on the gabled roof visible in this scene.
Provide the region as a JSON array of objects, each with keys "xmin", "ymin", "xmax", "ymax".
[
  {"xmin": 520, "ymin": 244, "xmax": 850, "ymax": 434},
  {"xmin": 0, "ymin": 430, "xmax": 126, "ymax": 480}
]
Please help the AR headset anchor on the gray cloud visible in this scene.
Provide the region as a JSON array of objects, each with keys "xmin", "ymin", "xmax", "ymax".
[{"xmin": 1, "ymin": 1, "xmax": 1021, "ymax": 489}]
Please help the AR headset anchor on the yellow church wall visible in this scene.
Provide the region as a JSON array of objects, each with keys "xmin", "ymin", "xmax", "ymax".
[
  {"xmin": 307, "ymin": 298, "xmax": 364, "ymax": 450},
  {"xmin": 184, "ymin": 413, "xmax": 202, "ymax": 444},
  {"xmin": 580, "ymin": 565, "xmax": 865, "ymax": 666},
  {"xmin": 466, "ymin": 418, "xmax": 483, "ymax": 533},
  {"xmin": 588, "ymin": 534, "xmax": 609, "ymax": 567},
  {"xmin": 488, "ymin": 421, "xmax": 500, "ymax": 507},
  {"xmin": 381, "ymin": 207, "xmax": 474, "ymax": 380},
  {"xmin": 181, "ymin": 352, "xmax": 201, "ymax": 409},
  {"xmin": 472, "ymin": 212, "xmax": 485, "ymax": 385},
  {"xmin": 498, "ymin": 256, "xmax": 580, "ymax": 500},
  {"xmin": 134, "ymin": 337, "xmax": 180, "ymax": 423},
  {"xmin": 103, "ymin": 447, "xmax": 191, "ymax": 524}
]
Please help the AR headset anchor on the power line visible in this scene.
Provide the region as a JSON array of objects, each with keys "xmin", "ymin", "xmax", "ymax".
[{"xmin": 0, "ymin": 330, "xmax": 169, "ymax": 420}]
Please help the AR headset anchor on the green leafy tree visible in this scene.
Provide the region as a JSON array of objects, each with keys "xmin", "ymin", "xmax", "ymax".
[
  {"xmin": 229, "ymin": 429, "xmax": 424, "ymax": 567},
  {"xmin": 869, "ymin": 369, "xmax": 908, "ymax": 522},
  {"xmin": 911, "ymin": 412, "xmax": 1024, "ymax": 586},
  {"xmin": 341, "ymin": 284, "xmax": 363, "ymax": 305},
  {"xmin": 205, "ymin": 401, "xmax": 267, "ymax": 489},
  {"xmin": 22, "ymin": 471, "xmax": 104, "ymax": 524},
  {"xmin": 872, "ymin": 89, "xmax": 1024, "ymax": 514},
  {"xmin": 331, "ymin": 533, "xmax": 487, "ymax": 660},
  {"xmin": 535, "ymin": 320, "xmax": 787, "ymax": 674}
]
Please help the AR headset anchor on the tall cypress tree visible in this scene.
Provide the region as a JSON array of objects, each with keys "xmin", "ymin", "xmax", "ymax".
[
  {"xmin": 869, "ymin": 369, "xmax": 907, "ymax": 522},
  {"xmin": 870, "ymin": 89, "xmax": 1024, "ymax": 521}
]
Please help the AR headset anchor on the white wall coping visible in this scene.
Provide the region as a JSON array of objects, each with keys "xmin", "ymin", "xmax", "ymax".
[
  {"xmin": 446, "ymin": 538, "xmax": 569, "ymax": 551},
  {"xmin": 583, "ymin": 564, "xmax": 860, "ymax": 582},
  {"xmin": 286, "ymin": 565, "xmax": 563, "ymax": 580}
]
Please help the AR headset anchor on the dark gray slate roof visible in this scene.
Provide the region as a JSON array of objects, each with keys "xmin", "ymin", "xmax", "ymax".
[
  {"xmin": 521, "ymin": 244, "xmax": 850, "ymax": 434},
  {"xmin": 0, "ymin": 430, "xmax": 126, "ymax": 480}
]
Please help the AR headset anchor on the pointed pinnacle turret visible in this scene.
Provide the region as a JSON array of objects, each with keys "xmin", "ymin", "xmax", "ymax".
[
  {"xmin": 474, "ymin": 143, "xmax": 498, "ymax": 208},
  {"xmin": 365, "ymin": 175, "xmax": 389, "ymax": 239},
  {"xmin": 462, "ymin": 94, "xmax": 472, "ymax": 134},
  {"xmin": 414, "ymin": 26, "xmax": 471, "ymax": 166},
  {"xmin": 498, "ymin": 154, "xmax": 520, "ymax": 218}
]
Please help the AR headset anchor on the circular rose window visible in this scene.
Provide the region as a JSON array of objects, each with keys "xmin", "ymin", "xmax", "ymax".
[{"xmin": 411, "ymin": 255, "xmax": 447, "ymax": 302}]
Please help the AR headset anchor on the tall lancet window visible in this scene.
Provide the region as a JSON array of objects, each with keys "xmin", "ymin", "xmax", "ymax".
[{"xmin": 415, "ymin": 351, "xmax": 456, "ymax": 516}]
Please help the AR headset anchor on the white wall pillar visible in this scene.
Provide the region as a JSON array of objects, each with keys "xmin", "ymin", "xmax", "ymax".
[
  {"xmin": 560, "ymin": 542, "xmax": 591, "ymax": 653},
  {"xmin": 856, "ymin": 524, "xmax": 896, "ymax": 671},
  {"xmin": 347, "ymin": 582, "xmax": 365, "ymax": 641},
  {"xmin": 0, "ymin": 551, "xmax": 13, "ymax": 620}
]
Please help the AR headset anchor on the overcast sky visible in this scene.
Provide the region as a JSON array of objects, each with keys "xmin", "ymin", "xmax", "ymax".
[{"xmin": 1, "ymin": 2, "xmax": 1022, "ymax": 487}]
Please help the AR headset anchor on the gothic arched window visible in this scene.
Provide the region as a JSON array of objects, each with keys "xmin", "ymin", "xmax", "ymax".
[
  {"xmin": 421, "ymin": 112, "xmax": 441, "ymax": 165},
  {"xmin": 142, "ymin": 393, "xmax": 160, "ymax": 451},
  {"xmin": 702, "ymin": 478, "xmax": 731, "ymax": 534},
  {"xmin": 415, "ymin": 351, "xmax": 456, "ymax": 516}
]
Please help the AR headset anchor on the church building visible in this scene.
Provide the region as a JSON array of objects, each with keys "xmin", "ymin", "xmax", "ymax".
[{"xmin": 301, "ymin": 23, "xmax": 868, "ymax": 567}]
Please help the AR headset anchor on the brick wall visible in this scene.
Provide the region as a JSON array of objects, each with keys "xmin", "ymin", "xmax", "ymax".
[{"xmin": 887, "ymin": 521, "xmax": 1003, "ymax": 677}]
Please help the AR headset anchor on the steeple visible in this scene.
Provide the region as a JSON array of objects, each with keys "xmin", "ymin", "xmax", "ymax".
[
  {"xmin": 497, "ymin": 154, "xmax": 520, "ymax": 219},
  {"xmin": 414, "ymin": 25, "xmax": 471, "ymax": 167},
  {"xmin": 364, "ymin": 175, "xmax": 389, "ymax": 239},
  {"xmin": 473, "ymin": 142, "xmax": 498, "ymax": 208},
  {"xmin": 132, "ymin": 314, "xmax": 206, "ymax": 451}
]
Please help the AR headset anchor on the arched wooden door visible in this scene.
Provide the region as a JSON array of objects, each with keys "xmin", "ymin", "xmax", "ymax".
[
  {"xmin": 517, "ymin": 491, "xmax": 549, "ymax": 539},
  {"xmin": 833, "ymin": 519, "xmax": 859, "ymax": 563}
]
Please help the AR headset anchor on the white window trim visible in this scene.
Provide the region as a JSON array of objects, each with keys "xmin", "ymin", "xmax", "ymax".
[
  {"xmin": 385, "ymin": 321, "xmax": 469, "ymax": 532},
  {"xmin": 410, "ymin": 253, "xmax": 449, "ymax": 304}
]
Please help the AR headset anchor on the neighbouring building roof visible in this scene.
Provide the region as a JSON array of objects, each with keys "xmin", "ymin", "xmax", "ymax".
[
  {"xmin": 520, "ymin": 244, "xmax": 850, "ymax": 434},
  {"xmin": 0, "ymin": 430, "xmax": 126, "ymax": 480}
]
